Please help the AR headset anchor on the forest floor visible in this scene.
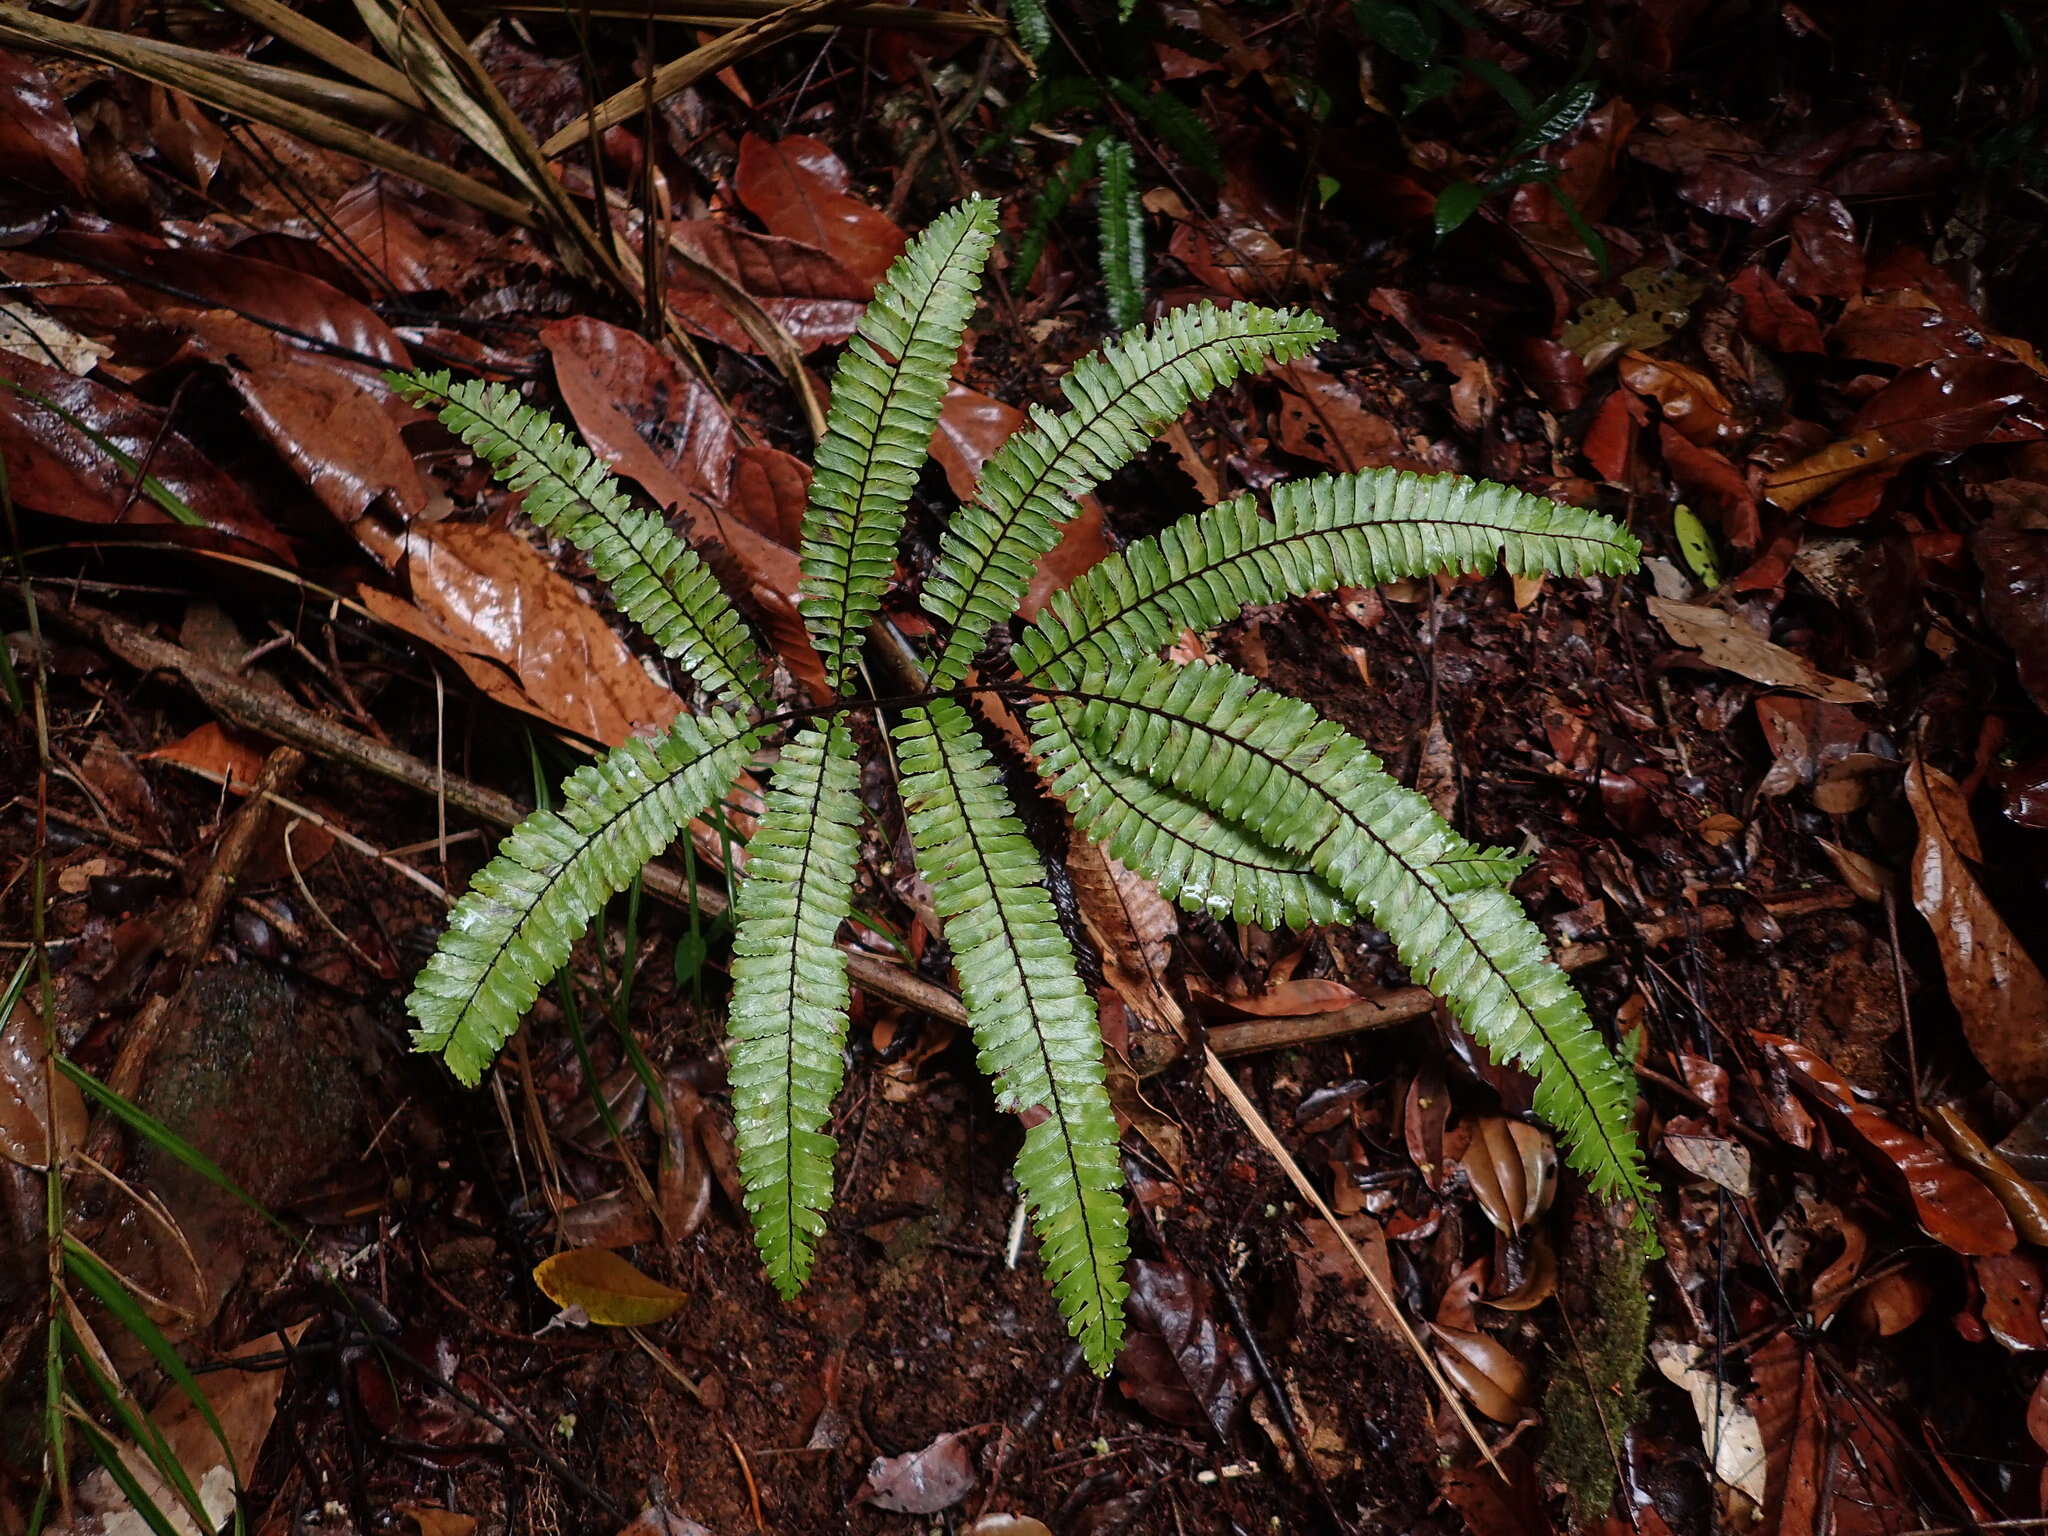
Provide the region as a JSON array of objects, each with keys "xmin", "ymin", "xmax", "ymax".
[{"xmin": 3, "ymin": 0, "xmax": 2048, "ymax": 1532}]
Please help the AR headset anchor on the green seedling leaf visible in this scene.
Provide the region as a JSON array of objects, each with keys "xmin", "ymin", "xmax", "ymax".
[
  {"xmin": 1672, "ymin": 504, "xmax": 1721, "ymax": 588},
  {"xmin": 1433, "ymin": 179, "xmax": 1488, "ymax": 236}
]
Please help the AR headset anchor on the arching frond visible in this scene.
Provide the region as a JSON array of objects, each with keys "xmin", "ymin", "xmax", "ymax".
[
  {"xmin": 1031, "ymin": 697, "xmax": 1351, "ymax": 929},
  {"xmin": 409, "ymin": 709, "xmax": 758, "ymax": 1084},
  {"xmin": 921, "ymin": 302, "xmax": 1334, "ymax": 687},
  {"xmin": 799, "ymin": 200, "xmax": 997, "ymax": 694},
  {"xmin": 394, "ymin": 371, "xmax": 767, "ymax": 710},
  {"xmin": 1015, "ymin": 469, "xmax": 1642, "ymax": 686},
  {"xmin": 1031, "ymin": 659, "xmax": 1652, "ymax": 1215},
  {"xmin": 894, "ymin": 701, "xmax": 1130, "ymax": 1369},
  {"xmin": 726, "ymin": 724, "xmax": 864, "ymax": 1296}
]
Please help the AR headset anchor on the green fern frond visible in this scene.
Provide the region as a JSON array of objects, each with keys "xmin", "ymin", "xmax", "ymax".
[
  {"xmin": 726, "ymin": 724, "xmax": 864, "ymax": 1296},
  {"xmin": 1014, "ymin": 469, "xmax": 1642, "ymax": 686},
  {"xmin": 895, "ymin": 700, "xmax": 1130, "ymax": 1368},
  {"xmin": 1107, "ymin": 80, "xmax": 1223, "ymax": 181},
  {"xmin": 800, "ymin": 200, "xmax": 997, "ymax": 694},
  {"xmin": 1010, "ymin": 0, "xmax": 1051, "ymax": 56},
  {"xmin": 922, "ymin": 302, "xmax": 1333, "ymax": 687},
  {"xmin": 1097, "ymin": 138, "xmax": 1145, "ymax": 332},
  {"xmin": 393, "ymin": 371, "xmax": 767, "ymax": 710},
  {"xmin": 1033, "ymin": 658, "xmax": 1652, "ymax": 1213},
  {"xmin": 1031, "ymin": 698, "xmax": 1351, "ymax": 928},
  {"xmin": 1013, "ymin": 128, "xmax": 1109, "ymax": 298},
  {"xmin": 408, "ymin": 709, "xmax": 759, "ymax": 1084}
]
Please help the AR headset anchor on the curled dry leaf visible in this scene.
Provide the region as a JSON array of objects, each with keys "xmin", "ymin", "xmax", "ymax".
[
  {"xmin": 1485, "ymin": 1234, "xmax": 1559, "ymax": 1312},
  {"xmin": 1926, "ymin": 1103, "xmax": 2048, "ymax": 1246},
  {"xmin": 1904, "ymin": 757, "xmax": 2048, "ymax": 1102},
  {"xmin": 857, "ymin": 1430, "xmax": 977, "ymax": 1515},
  {"xmin": 1459, "ymin": 1117, "xmax": 1556, "ymax": 1235},
  {"xmin": 1761, "ymin": 1033, "xmax": 2016, "ymax": 1255},
  {"xmin": 1618, "ymin": 349, "xmax": 1738, "ymax": 445},
  {"xmin": 1653, "ymin": 1338, "xmax": 1767, "ymax": 1505},
  {"xmin": 532, "ymin": 1248, "xmax": 685, "ymax": 1327},
  {"xmin": 734, "ymin": 133, "xmax": 906, "ymax": 290},
  {"xmin": 1662, "ymin": 1116, "xmax": 1754, "ymax": 1197},
  {"xmin": 1647, "ymin": 596, "xmax": 1872, "ymax": 702},
  {"xmin": 1429, "ymin": 1322, "xmax": 1532, "ymax": 1424}
]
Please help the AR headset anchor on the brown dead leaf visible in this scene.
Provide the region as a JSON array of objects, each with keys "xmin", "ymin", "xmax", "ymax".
[
  {"xmin": 365, "ymin": 523, "xmax": 683, "ymax": 745},
  {"xmin": 76, "ymin": 1323, "xmax": 307, "ymax": 1534},
  {"xmin": 399, "ymin": 1507, "xmax": 479, "ymax": 1536},
  {"xmin": 1429, "ymin": 1322, "xmax": 1531, "ymax": 1423},
  {"xmin": 1273, "ymin": 361, "xmax": 1404, "ymax": 472},
  {"xmin": 0, "ymin": 995, "xmax": 84, "ymax": 1170},
  {"xmin": 1648, "ymin": 596, "xmax": 1872, "ymax": 702},
  {"xmin": 1619, "ymin": 349, "xmax": 1738, "ymax": 445},
  {"xmin": 1763, "ymin": 1033, "xmax": 2016, "ymax": 1255},
  {"xmin": 532, "ymin": 1248, "xmax": 685, "ymax": 1326},
  {"xmin": 734, "ymin": 133, "xmax": 906, "ymax": 290},
  {"xmin": 857, "ymin": 1430, "xmax": 976, "ymax": 1515},
  {"xmin": 665, "ymin": 220, "xmax": 868, "ymax": 353},
  {"xmin": 143, "ymin": 722, "xmax": 269, "ymax": 786},
  {"xmin": 1905, "ymin": 757, "xmax": 2048, "ymax": 1101}
]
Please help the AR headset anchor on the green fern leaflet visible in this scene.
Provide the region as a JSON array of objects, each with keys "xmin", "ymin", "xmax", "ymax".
[{"xmin": 402, "ymin": 196, "xmax": 1656, "ymax": 1375}]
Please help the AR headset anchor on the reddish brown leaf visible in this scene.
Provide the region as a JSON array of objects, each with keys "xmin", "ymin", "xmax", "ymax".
[
  {"xmin": 1975, "ymin": 1253, "xmax": 2048, "ymax": 1351},
  {"xmin": 1762, "ymin": 1033, "xmax": 2017, "ymax": 1255},
  {"xmin": 932, "ymin": 383, "xmax": 1022, "ymax": 503},
  {"xmin": 664, "ymin": 220, "xmax": 868, "ymax": 353},
  {"xmin": 1904, "ymin": 757, "xmax": 2048, "ymax": 1102},
  {"xmin": 541, "ymin": 317, "xmax": 733, "ymax": 510},
  {"xmin": 364, "ymin": 524, "xmax": 684, "ymax": 746},
  {"xmin": 1659, "ymin": 425, "xmax": 1760, "ymax": 546},
  {"xmin": 1169, "ymin": 222, "xmax": 1331, "ymax": 300},
  {"xmin": 1582, "ymin": 388, "xmax": 1647, "ymax": 483},
  {"xmin": 1619, "ymin": 349, "xmax": 1738, "ymax": 445},
  {"xmin": 734, "ymin": 134, "xmax": 906, "ymax": 290},
  {"xmin": 726, "ymin": 444, "xmax": 810, "ymax": 549},
  {"xmin": 183, "ymin": 310, "xmax": 426, "ymax": 527},
  {"xmin": 1222, "ymin": 977, "xmax": 1360, "ymax": 1017},
  {"xmin": 0, "ymin": 49, "xmax": 86, "ymax": 199},
  {"xmin": 1273, "ymin": 361, "xmax": 1405, "ymax": 471},
  {"xmin": 0, "ymin": 351, "xmax": 289, "ymax": 558},
  {"xmin": 1973, "ymin": 480, "xmax": 2048, "ymax": 715},
  {"xmin": 1729, "ymin": 265, "xmax": 1825, "ymax": 354},
  {"xmin": 1116, "ymin": 1257, "xmax": 1257, "ymax": 1437},
  {"xmin": 1429, "ymin": 1322, "xmax": 1531, "ymax": 1423}
]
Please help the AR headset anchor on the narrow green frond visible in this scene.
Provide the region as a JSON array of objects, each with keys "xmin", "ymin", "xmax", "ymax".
[
  {"xmin": 1010, "ymin": 0, "xmax": 1051, "ymax": 56},
  {"xmin": 1036, "ymin": 658, "xmax": 1652, "ymax": 1215},
  {"xmin": 1097, "ymin": 138, "xmax": 1144, "ymax": 332},
  {"xmin": 800, "ymin": 201, "xmax": 998, "ymax": 693},
  {"xmin": 1029, "ymin": 697, "xmax": 1351, "ymax": 929},
  {"xmin": 1107, "ymin": 80, "xmax": 1223, "ymax": 181},
  {"xmin": 1014, "ymin": 129, "xmax": 1109, "ymax": 299},
  {"xmin": 725, "ymin": 724, "xmax": 864, "ymax": 1297},
  {"xmin": 394, "ymin": 371, "xmax": 768, "ymax": 710},
  {"xmin": 409, "ymin": 709, "xmax": 758, "ymax": 1084},
  {"xmin": 1015, "ymin": 470, "xmax": 1642, "ymax": 686},
  {"xmin": 894, "ymin": 701, "xmax": 1130, "ymax": 1369},
  {"xmin": 921, "ymin": 302, "xmax": 1334, "ymax": 687}
]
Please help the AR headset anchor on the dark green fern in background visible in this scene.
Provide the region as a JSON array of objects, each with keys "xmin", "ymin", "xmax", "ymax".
[{"xmin": 396, "ymin": 195, "xmax": 1652, "ymax": 1370}]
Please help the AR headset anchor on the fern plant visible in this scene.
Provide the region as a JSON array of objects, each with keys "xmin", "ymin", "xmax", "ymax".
[{"xmin": 397, "ymin": 195, "xmax": 1653, "ymax": 1371}]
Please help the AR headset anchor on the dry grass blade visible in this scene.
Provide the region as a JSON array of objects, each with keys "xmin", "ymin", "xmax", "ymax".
[
  {"xmin": 494, "ymin": 0, "xmax": 1002, "ymax": 30},
  {"xmin": 215, "ymin": 0, "xmax": 428, "ymax": 108},
  {"xmin": 1202, "ymin": 1045, "xmax": 1505, "ymax": 1476},
  {"xmin": 0, "ymin": 6, "xmax": 530, "ymax": 224},
  {"xmin": 540, "ymin": 0, "xmax": 849, "ymax": 158},
  {"xmin": 351, "ymin": 0, "xmax": 634, "ymax": 295}
]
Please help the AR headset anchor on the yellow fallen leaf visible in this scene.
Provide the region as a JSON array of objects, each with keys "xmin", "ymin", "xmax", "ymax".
[{"xmin": 533, "ymin": 1249, "xmax": 685, "ymax": 1327}]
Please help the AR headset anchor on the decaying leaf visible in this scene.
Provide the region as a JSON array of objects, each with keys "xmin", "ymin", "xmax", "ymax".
[
  {"xmin": 532, "ymin": 1248, "xmax": 685, "ymax": 1327},
  {"xmin": 1762, "ymin": 1034, "xmax": 2016, "ymax": 1255},
  {"xmin": 1117, "ymin": 1258, "xmax": 1257, "ymax": 1438},
  {"xmin": 857, "ymin": 1430, "xmax": 977, "ymax": 1515},
  {"xmin": 1648, "ymin": 596, "xmax": 1872, "ymax": 702},
  {"xmin": 1904, "ymin": 757, "xmax": 2048, "ymax": 1102},
  {"xmin": 1652, "ymin": 1338, "xmax": 1767, "ymax": 1506},
  {"xmin": 1430, "ymin": 1322, "xmax": 1532, "ymax": 1424}
]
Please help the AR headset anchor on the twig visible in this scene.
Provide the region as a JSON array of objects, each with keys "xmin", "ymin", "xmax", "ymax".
[
  {"xmin": 168, "ymin": 745, "xmax": 303, "ymax": 961},
  {"xmin": 1202, "ymin": 1046, "xmax": 1504, "ymax": 1476}
]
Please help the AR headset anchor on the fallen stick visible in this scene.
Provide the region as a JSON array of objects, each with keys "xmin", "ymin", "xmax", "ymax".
[
  {"xmin": 1206, "ymin": 886, "xmax": 1858, "ymax": 1058},
  {"xmin": 37, "ymin": 592, "xmax": 969, "ymax": 1027}
]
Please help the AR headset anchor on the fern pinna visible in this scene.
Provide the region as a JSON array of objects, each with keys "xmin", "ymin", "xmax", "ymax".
[{"xmin": 397, "ymin": 195, "xmax": 1653, "ymax": 1371}]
